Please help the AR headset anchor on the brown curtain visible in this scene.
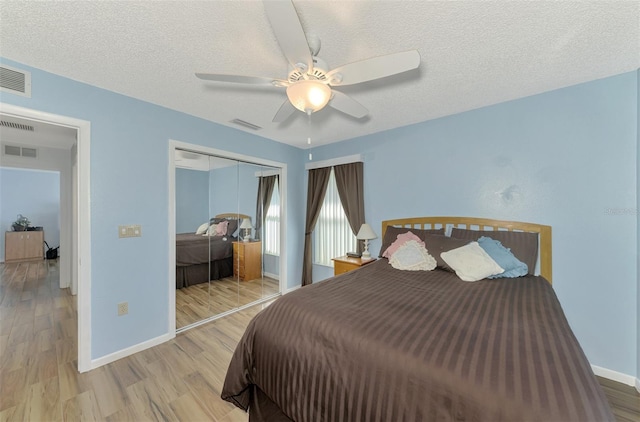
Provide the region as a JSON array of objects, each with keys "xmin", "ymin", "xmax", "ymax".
[
  {"xmin": 334, "ymin": 162, "xmax": 365, "ymax": 254},
  {"xmin": 302, "ymin": 167, "xmax": 332, "ymax": 286},
  {"xmin": 254, "ymin": 175, "xmax": 278, "ymax": 241}
]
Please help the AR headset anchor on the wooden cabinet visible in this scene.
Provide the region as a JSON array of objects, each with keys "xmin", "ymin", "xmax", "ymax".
[
  {"xmin": 233, "ymin": 241, "xmax": 262, "ymax": 282},
  {"xmin": 332, "ymin": 256, "xmax": 376, "ymax": 276},
  {"xmin": 5, "ymin": 231, "xmax": 44, "ymax": 263}
]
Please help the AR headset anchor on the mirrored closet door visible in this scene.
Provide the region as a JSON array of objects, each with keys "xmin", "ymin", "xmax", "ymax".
[
  {"xmin": 236, "ymin": 162, "xmax": 280, "ymax": 309},
  {"xmin": 174, "ymin": 149, "xmax": 281, "ymax": 330}
]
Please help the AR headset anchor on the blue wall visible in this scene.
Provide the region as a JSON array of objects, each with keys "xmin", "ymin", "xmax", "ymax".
[
  {"xmin": 0, "ymin": 168, "xmax": 60, "ymax": 260},
  {"xmin": 637, "ymin": 68, "xmax": 640, "ymax": 383},
  {"xmin": 208, "ymin": 163, "xmax": 260, "ymax": 231},
  {"xmin": 175, "ymin": 168, "xmax": 209, "ymax": 234},
  {"xmin": 309, "ymin": 71, "xmax": 639, "ymax": 379},
  {"xmin": 209, "ymin": 165, "xmax": 239, "ymax": 220},
  {"xmin": 0, "ymin": 57, "xmax": 305, "ymax": 361}
]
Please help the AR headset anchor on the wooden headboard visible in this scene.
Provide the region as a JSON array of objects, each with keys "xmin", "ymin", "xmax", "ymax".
[
  {"xmin": 215, "ymin": 213, "xmax": 251, "ymax": 221},
  {"xmin": 381, "ymin": 217, "xmax": 552, "ymax": 283}
]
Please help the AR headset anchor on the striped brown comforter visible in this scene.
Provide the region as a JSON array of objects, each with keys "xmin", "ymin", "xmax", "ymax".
[{"xmin": 222, "ymin": 260, "xmax": 613, "ymax": 421}]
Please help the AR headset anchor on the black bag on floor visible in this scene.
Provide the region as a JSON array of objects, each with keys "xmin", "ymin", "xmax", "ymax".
[{"xmin": 44, "ymin": 241, "xmax": 59, "ymax": 260}]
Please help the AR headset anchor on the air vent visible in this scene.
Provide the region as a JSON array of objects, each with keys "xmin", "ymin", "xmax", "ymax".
[
  {"xmin": 3, "ymin": 144, "xmax": 38, "ymax": 158},
  {"xmin": 0, "ymin": 120, "xmax": 35, "ymax": 131},
  {"xmin": 21, "ymin": 147, "xmax": 37, "ymax": 158},
  {"xmin": 0, "ymin": 65, "xmax": 31, "ymax": 98},
  {"xmin": 230, "ymin": 118, "xmax": 262, "ymax": 131},
  {"xmin": 4, "ymin": 145, "xmax": 20, "ymax": 156}
]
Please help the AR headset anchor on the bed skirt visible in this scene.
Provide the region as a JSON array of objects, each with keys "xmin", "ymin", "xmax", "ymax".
[
  {"xmin": 176, "ymin": 257, "xmax": 233, "ymax": 289},
  {"xmin": 247, "ymin": 386, "xmax": 293, "ymax": 422}
]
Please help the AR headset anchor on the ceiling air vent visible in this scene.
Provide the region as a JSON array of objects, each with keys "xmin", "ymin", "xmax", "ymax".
[
  {"xmin": 4, "ymin": 145, "xmax": 20, "ymax": 156},
  {"xmin": 3, "ymin": 144, "xmax": 38, "ymax": 158},
  {"xmin": 21, "ymin": 147, "xmax": 37, "ymax": 158},
  {"xmin": 0, "ymin": 120, "xmax": 35, "ymax": 131},
  {"xmin": 230, "ymin": 118, "xmax": 262, "ymax": 131},
  {"xmin": 0, "ymin": 65, "xmax": 31, "ymax": 97}
]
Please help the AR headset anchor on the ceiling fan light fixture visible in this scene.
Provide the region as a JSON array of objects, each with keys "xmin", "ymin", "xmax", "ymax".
[{"xmin": 286, "ymin": 80, "xmax": 331, "ymax": 113}]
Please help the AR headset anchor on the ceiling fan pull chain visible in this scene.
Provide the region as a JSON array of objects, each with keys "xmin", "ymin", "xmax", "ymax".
[{"xmin": 307, "ymin": 110, "xmax": 312, "ymax": 146}]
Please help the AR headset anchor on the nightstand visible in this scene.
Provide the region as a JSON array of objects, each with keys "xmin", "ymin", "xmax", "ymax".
[
  {"xmin": 233, "ymin": 241, "xmax": 262, "ymax": 282},
  {"xmin": 332, "ymin": 256, "xmax": 376, "ymax": 276}
]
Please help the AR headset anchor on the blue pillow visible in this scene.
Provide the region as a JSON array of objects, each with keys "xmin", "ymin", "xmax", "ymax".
[{"xmin": 477, "ymin": 236, "xmax": 528, "ymax": 279}]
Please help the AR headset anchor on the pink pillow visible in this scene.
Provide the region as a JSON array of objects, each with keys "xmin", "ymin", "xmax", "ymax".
[
  {"xmin": 215, "ymin": 220, "xmax": 229, "ymax": 236},
  {"xmin": 383, "ymin": 231, "xmax": 425, "ymax": 258}
]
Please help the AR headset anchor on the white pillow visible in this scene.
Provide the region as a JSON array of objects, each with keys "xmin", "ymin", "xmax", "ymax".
[
  {"xmin": 440, "ymin": 241, "xmax": 504, "ymax": 282},
  {"xmin": 389, "ymin": 240, "xmax": 437, "ymax": 271},
  {"xmin": 195, "ymin": 222, "xmax": 209, "ymax": 235},
  {"xmin": 204, "ymin": 223, "xmax": 218, "ymax": 236}
]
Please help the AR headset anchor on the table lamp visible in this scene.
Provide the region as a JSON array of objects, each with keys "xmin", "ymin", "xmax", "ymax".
[
  {"xmin": 356, "ymin": 223, "xmax": 377, "ymax": 260},
  {"xmin": 240, "ymin": 218, "xmax": 253, "ymax": 242}
]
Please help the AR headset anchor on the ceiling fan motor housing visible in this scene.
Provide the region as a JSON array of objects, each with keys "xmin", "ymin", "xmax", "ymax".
[{"xmin": 288, "ymin": 56, "xmax": 330, "ymax": 83}]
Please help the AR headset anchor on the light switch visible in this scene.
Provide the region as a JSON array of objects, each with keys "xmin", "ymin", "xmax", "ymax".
[{"xmin": 118, "ymin": 225, "xmax": 142, "ymax": 238}]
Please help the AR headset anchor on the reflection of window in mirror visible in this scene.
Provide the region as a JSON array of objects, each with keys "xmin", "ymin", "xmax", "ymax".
[{"xmin": 264, "ymin": 181, "xmax": 280, "ymax": 255}]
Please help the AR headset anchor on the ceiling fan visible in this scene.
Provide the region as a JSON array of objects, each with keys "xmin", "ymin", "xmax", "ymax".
[{"xmin": 196, "ymin": 0, "xmax": 421, "ymax": 123}]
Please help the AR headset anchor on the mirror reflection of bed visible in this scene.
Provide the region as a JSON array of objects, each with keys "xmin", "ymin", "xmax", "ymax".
[{"xmin": 174, "ymin": 151, "xmax": 281, "ymax": 330}]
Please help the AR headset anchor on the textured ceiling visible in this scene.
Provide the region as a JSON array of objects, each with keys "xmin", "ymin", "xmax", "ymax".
[{"xmin": 0, "ymin": 1, "xmax": 638, "ymax": 149}]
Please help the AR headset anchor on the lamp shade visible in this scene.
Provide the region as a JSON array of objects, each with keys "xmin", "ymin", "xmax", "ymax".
[
  {"xmin": 286, "ymin": 80, "xmax": 331, "ymax": 113},
  {"xmin": 356, "ymin": 223, "xmax": 377, "ymax": 240},
  {"xmin": 240, "ymin": 219, "xmax": 253, "ymax": 229}
]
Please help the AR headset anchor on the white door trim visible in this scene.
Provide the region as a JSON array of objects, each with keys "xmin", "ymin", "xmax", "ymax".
[
  {"xmin": 168, "ymin": 139, "xmax": 287, "ymax": 334},
  {"xmin": 0, "ymin": 103, "xmax": 92, "ymax": 372}
]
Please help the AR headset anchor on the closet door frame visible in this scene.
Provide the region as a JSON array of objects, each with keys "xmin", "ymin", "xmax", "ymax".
[{"xmin": 168, "ymin": 139, "xmax": 287, "ymax": 334}]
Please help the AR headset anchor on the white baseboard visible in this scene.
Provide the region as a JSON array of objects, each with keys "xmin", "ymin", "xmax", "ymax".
[
  {"xmin": 591, "ymin": 364, "xmax": 636, "ymax": 386},
  {"xmin": 90, "ymin": 332, "xmax": 174, "ymax": 370},
  {"xmin": 285, "ymin": 284, "xmax": 301, "ymax": 294},
  {"xmin": 263, "ymin": 271, "xmax": 279, "ymax": 280},
  {"xmin": 636, "ymin": 377, "xmax": 640, "ymax": 394}
]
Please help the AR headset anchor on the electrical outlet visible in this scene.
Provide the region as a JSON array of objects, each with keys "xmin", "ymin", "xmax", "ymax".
[{"xmin": 117, "ymin": 302, "xmax": 128, "ymax": 316}]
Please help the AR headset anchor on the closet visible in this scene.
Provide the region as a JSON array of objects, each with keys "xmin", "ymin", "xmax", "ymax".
[{"xmin": 174, "ymin": 149, "xmax": 281, "ymax": 330}]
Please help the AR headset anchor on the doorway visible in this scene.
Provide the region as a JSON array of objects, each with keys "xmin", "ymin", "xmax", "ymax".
[{"xmin": 0, "ymin": 103, "xmax": 91, "ymax": 372}]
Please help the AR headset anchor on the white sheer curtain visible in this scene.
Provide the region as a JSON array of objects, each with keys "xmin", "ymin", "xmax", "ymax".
[
  {"xmin": 313, "ymin": 169, "xmax": 357, "ymax": 266},
  {"xmin": 264, "ymin": 181, "xmax": 280, "ymax": 255}
]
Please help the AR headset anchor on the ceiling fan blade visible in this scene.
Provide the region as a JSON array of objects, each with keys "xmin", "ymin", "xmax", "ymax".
[
  {"xmin": 326, "ymin": 50, "xmax": 421, "ymax": 87},
  {"xmin": 195, "ymin": 73, "xmax": 287, "ymax": 87},
  {"xmin": 273, "ymin": 100, "xmax": 296, "ymax": 122},
  {"xmin": 263, "ymin": 0, "xmax": 313, "ymax": 72},
  {"xmin": 329, "ymin": 91, "xmax": 368, "ymax": 118}
]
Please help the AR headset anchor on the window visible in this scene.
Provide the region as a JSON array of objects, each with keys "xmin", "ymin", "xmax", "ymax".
[
  {"xmin": 264, "ymin": 180, "xmax": 280, "ymax": 255},
  {"xmin": 314, "ymin": 169, "xmax": 357, "ymax": 266}
]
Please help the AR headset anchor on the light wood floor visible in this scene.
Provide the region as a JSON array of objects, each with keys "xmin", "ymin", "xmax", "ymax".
[
  {"xmin": 0, "ymin": 259, "xmax": 255, "ymax": 421},
  {"xmin": 176, "ymin": 275, "xmax": 279, "ymax": 329},
  {"xmin": 597, "ymin": 376, "xmax": 640, "ymax": 422},
  {"xmin": 1, "ymin": 260, "xmax": 638, "ymax": 421}
]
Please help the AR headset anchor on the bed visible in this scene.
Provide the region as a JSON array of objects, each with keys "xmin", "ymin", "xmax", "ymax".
[
  {"xmin": 175, "ymin": 213, "xmax": 248, "ymax": 289},
  {"xmin": 221, "ymin": 217, "xmax": 614, "ymax": 421}
]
